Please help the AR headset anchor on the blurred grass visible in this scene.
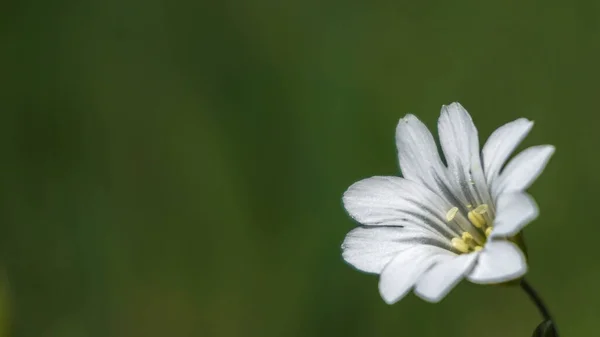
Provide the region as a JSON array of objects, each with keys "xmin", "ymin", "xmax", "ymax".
[{"xmin": 1, "ymin": 0, "xmax": 599, "ymax": 336}]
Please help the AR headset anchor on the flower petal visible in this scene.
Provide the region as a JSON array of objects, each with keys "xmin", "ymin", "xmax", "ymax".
[
  {"xmin": 490, "ymin": 192, "xmax": 539, "ymax": 238},
  {"xmin": 492, "ymin": 145, "xmax": 555, "ymax": 198},
  {"xmin": 396, "ymin": 114, "xmax": 448, "ymax": 192},
  {"xmin": 379, "ymin": 245, "xmax": 454, "ymax": 304},
  {"xmin": 438, "ymin": 103, "xmax": 492, "ymax": 207},
  {"xmin": 342, "ymin": 176, "xmax": 462, "ymax": 239},
  {"xmin": 414, "ymin": 252, "xmax": 478, "ymax": 302},
  {"xmin": 467, "ymin": 241, "xmax": 527, "ymax": 284},
  {"xmin": 482, "ymin": 118, "xmax": 533, "ymax": 184},
  {"xmin": 342, "ymin": 226, "xmax": 451, "ymax": 274}
]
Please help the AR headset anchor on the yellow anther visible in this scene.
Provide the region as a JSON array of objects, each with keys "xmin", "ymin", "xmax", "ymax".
[
  {"xmin": 466, "ymin": 204, "xmax": 473, "ymax": 209},
  {"xmin": 446, "ymin": 207, "xmax": 459, "ymax": 222},
  {"xmin": 474, "ymin": 204, "xmax": 489, "ymax": 215},
  {"xmin": 451, "ymin": 238, "xmax": 470, "ymax": 253},
  {"xmin": 461, "ymin": 232, "xmax": 475, "ymax": 246},
  {"xmin": 485, "ymin": 227, "xmax": 493, "ymax": 237},
  {"xmin": 468, "ymin": 210, "xmax": 486, "ymax": 228},
  {"xmin": 473, "ymin": 246, "xmax": 483, "ymax": 252}
]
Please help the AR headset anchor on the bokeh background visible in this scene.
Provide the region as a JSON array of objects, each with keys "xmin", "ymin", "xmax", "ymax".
[{"xmin": 1, "ymin": 0, "xmax": 598, "ymax": 336}]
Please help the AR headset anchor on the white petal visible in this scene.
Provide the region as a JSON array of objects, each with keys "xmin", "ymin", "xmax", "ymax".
[
  {"xmin": 379, "ymin": 245, "xmax": 454, "ymax": 304},
  {"xmin": 438, "ymin": 103, "xmax": 492, "ymax": 207},
  {"xmin": 438, "ymin": 103, "xmax": 480, "ymax": 167},
  {"xmin": 490, "ymin": 193, "xmax": 539, "ymax": 238},
  {"xmin": 342, "ymin": 176, "xmax": 460, "ymax": 239},
  {"xmin": 341, "ymin": 226, "xmax": 452, "ymax": 274},
  {"xmin": 467, "ymin": 241, "xmax": 527, "ymax": 284},
  {"xmin": 414, "ymin": 252, "xmax": 478, "ymax": 302},
  {"xmin": 396, "ymin": 114, "xmax": 448, "ymax": 192},
  {"xmin": 492, "ymin": 145, "xmax": 555, "ymax": 198},
  {"xmin": 482, "ymin": 118, "xmax": 533, "ymax": 184}
]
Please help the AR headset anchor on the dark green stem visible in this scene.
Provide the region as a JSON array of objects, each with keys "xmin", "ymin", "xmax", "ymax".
[{"xmin": 521, "ymin": 279, "xmax": 559, "ymax": 336}]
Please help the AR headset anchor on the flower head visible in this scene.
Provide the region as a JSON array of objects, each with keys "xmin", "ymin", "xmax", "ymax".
[{"xmin": 341, "ymin": 102, "xmax": 554, "ymax": 304}]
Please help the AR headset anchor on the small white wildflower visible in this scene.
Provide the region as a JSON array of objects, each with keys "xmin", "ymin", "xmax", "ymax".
[{"xmin": 341, "ymin": 102, "xmax": 554, "ymax": 304}]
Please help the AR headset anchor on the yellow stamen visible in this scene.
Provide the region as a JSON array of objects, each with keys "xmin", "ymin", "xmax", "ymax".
[
  {"xmin": 473, "ymin": 246, "xmax": 483, "ymax": 252},
  {"xmin": 467, "ymin": 204, "xmax": 489, "ymax": 228},
  {"xmin": 468, "ymin": 210, "xmax": 486, "ymax": 228},
  {"xmin": 461, "ymin": 232, "xmax": 475, "ymax": 246},
  {"xmin": 446, "ymin": 207, "xmax": 459, "ymax": 222},
  {"xmin": 466, "ymin": 204, "xmax": 473, "ymax": 209},
  {"xmin": 485, "ymin": 227, "xmax": 493, "ymax": 237},
  {"xmin": 451, "ymin": 238, "xmax": 470, "ymax": 253},
  {"xmin": 474, "ymin": 204, "xmax": 489, "ymax": 215}
]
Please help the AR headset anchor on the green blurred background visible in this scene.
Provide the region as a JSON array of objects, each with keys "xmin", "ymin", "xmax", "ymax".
[{"xmin": 0, "ymin": 0, "xmax": 597, "ymax": 336}]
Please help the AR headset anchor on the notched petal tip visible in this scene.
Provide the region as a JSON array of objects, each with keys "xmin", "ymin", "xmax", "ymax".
[
  {"xmin": 395, "ymin": 114, "xmax": 425, "ymax": 136},
  {"xmin": 544, "ymin": 145, "xmax": 556, "ymax": 156},
  {"xmin": 379, "ymin": 287, "xmax": 402, "ymax": 305},
  {"xmin": 379, "ymin": 272, "xmax": 414, "ymax": 305},
  {"xmin": 398, "ymin": 113, "xmax": 419, "ymax": 123},
  {"xmin": 511, "ymin": 117, "xmax": 534, "ymax": 125},
  {"xmin": 441, "ymin": 102, "xmax": 471, "ymax": 118},
  {"xmin": 442, "ymin": 102, "xmax": 463, "ymax": 109},
  {"xmin": 378, "ymin": 273, "xmax": 406, "ymax": 305},
  {"xmin": 510, "ymin": 118, "xmax": 535, "ymax": 134},
  {"xmin": 535, "ymin": 145, "xmax": 556, "ymax": 162},
  {"xmin": 531, "ymin": 145, "xmax": 556, "ymax": 160},
  {"xmin": 341, "ymin": 176, "xmax": 376, "ymax": 212}
]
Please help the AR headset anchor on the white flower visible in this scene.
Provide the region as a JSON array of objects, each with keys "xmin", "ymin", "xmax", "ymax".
[{"xmin": 341, "ymin": 102, "xmax": 554, "ymax": 304}]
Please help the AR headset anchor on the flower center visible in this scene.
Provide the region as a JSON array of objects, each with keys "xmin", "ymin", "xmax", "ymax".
[{"xmin": 446, "ymin": 204, "xmax": 494, "ymax": 254}]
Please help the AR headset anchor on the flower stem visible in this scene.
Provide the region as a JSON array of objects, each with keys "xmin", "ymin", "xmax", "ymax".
[{"xmin": 520, "ymin": 279, "xmax": 559, "ymax": 336}]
